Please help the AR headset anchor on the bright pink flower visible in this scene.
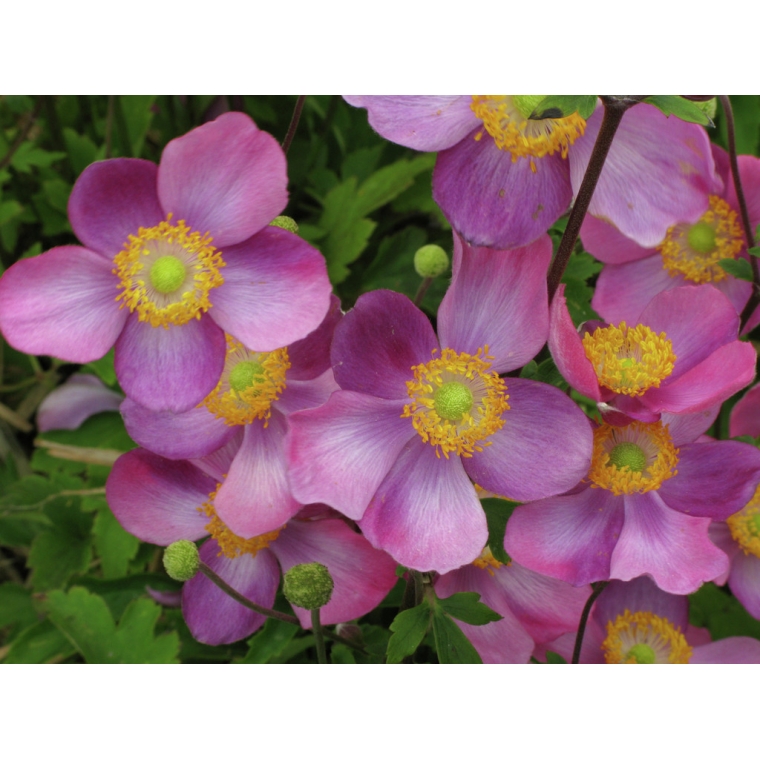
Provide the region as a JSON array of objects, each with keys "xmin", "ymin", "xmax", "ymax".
[
  {"xmin": 0, "ymin": 113, "xmax": 331, "ymax": 414},
  {"xmin": 106, "ymin": 447, "xmax": 398, "ymax": 646},
  {"xmin": 37, "ymin": 374, "xmax": 123, "ymax": 432},
  {"xmin": 345, "ymin": 97, "xmax": 718, "ymax": 250}
]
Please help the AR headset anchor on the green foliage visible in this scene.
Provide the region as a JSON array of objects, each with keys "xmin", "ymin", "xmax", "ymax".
[
  {"xmin": 481, "ymin": 497, "xmax": 518, "ymax": 565},
  {"xmin": 431, "ymin": 606, "xmax": 482, "ymax": 664},
  {"xmin": 561, "ymin": 249, "xmax": 602, "ymax": 323},
  {"xmin": 242, "ymin": 617, "xmax": 298, "ymax": 664},
  {"xmin": 3, "ymin": 619, "xmax": 76, "ymax": 664},
  {"xmin": 545, "ymin": 651, "xmax": 568, "ymax": 664},
  {"xmin": 719, "ymin": 257, "xmax": 753, "ymax": 281},
  {"xmin": 386, "ymin": 601, "xmax": 431, "ymax": 663},
  {"xmin": 436, "ymin": 592, "xmax": 503, "ymax": 625},
  {"xmin": 643, "ymin": 96, "xmax": 714, "ymax": 127},
  {"xmin": 92, "ymin": 507, "xmax": 140, "ymax": 579},
  {"xmin": 529, "ymin": 96, "xmax": 597, "ymax": 121},
  {"xmin": 689, "ymin": 583, "xmax": 760, "ymax": 641}
]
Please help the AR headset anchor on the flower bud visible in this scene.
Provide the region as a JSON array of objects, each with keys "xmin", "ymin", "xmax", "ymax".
[
  {"xmin": 163, "ymin": 540, "xmax": 200, "ymax": 582},
  {"xmin": 270, "ymin": 215, "xmax": 299, "ymax": 234},
  {"xmin": 283, "ymin": 562, "xmax": 334, "ymax": 610},
  {"xmin": 414, "ymin": 244, "xmax": 449, "ymax": 279}
]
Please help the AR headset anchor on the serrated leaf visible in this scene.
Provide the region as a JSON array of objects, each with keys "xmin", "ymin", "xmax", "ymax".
[
  {"xmin": 353, "ymin": 154, "xmax": 435, "ymax": 217},
  {"xmin": 10, "ymin": 143, "xmax": 67, "ymax": 173},
  {"xmin": 436, "ymin": 592, "xmax": 503, "ymax": 625},
  {"xmin": 92, "ymin": 507, "xmax": 140, "ymax": 579},
  {"xmin": 63, "ymin": 127, "xmax": 99, "ymax": 175},
  {"xmin": 431, "ymin": 608, "xmax": 483, "ymax": 664},
  {"xmin": 3, "ymin": 619, "xmax": 76, "ymax": 664},
  {"xmin": 386, "ymin": 601, "xmax": 431, "ymax": 663},
  {"xmin": 644, "ymin": 96, "xmax": 713, "ymax": 127},
  {"xmin": 719, "ymin": 257, "xmax": 753, "ymax": 282},
  {"xmin": 242, "ymin": 617, "xmax": 298, "ymax": 664},
  {"xmin": 481, "ymin": 498, "xmax": 518, "ymax": 565},
  {"xmin": 530, "ymin": 96, "xmax": 597, "ymax": 121}
]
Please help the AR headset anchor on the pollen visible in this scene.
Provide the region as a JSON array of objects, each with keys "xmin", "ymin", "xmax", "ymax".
[
  {"xmin": 602, "ymin": 609, "xmax": 692, "ymax": 664},
  {"xmin": 200, "ymin": 484, "xmax": 283, "ymax": 559},
  {"xmin": 202, "ymin": 335, "xmax": 289, "ymax": 426},
  {"xmin": 113, "ymin": 214, "xmax": 225, "ymax": 328},
  {"xmin": 727, "ymin": 485, "xmax": 760, "ymax": 558},
  {"xmin": 582, "ymin": 322, "xmax": 676, "ymax": 397},
  {"xmin": 472, "ymin": 546, "xmax": 507, "ymax": 575},
  {"xmin": 402, "ymin": 347, "xmax": 509, "ymax": 459},
  {"xmin": 658, "ymin": 195, "xmax": 744, "ymax": 283},
  {"xmin": 588, "ymin": 421, "xmax": 678, "ymax": 495},
  {"xmin": 470, "ymin": 96, "xmax": 586, "ymax": 171}
]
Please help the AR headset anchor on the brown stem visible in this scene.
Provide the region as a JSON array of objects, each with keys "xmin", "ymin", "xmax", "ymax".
[
  {"xmin": 572, "ymin": 580, "xmax": 608, "ymax": 664},
  {"xmin": 413, "ymin": 277, "xmax": 433, "ymax": 307},
  {"xmin": 281, "ymin": 96, "xmax": 306, "ymax": 155}
]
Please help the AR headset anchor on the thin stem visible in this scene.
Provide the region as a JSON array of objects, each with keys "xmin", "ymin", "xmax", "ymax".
[
  {"xmin": 281, "ymin": 96, "xmax": 306, "ymax": 155},
  {"xmin": 547, "ymin": 97, "xmax": 643, "ymax": 302},
  {"xmin": 198, "ymin": 562, "xmax": 366, "ymax": 653},
  {"xmin": 311, "ymin": 608, "xmax": 328, "ymax": 664},
  {"xmin": 413, "ymin": 277, "xmax": 433, "ymax": 307},
  {"xmin": 572, "ymin": 580, "xmax": 608, "ymax": 664}
]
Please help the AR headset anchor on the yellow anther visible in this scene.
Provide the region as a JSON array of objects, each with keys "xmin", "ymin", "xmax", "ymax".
[
  {"xmin": 727, "ymin": 485, "xmax": 760, "ymax": 558},
  {"xmin": 472, "ymin": 546, "xmax": 506, "ymax": 575},
  {"xmin": 602, "ymin": 610, "xmax": 692, "ymax": 664}
]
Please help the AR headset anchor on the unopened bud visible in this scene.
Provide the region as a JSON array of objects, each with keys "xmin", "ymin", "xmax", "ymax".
[
  {"xmin": 414, "ymin": 244, "xmax": 449, "ymax": 279},
  {"xmin": 283, "ymin": 562, "xmax": 334, "ymax": 610},
  {"xmin": 163, "ymin": 540, "xmax": 200, "ymax": 582},
  {"xmin": 270, "ymin": 215, "xmax": 299, "ymax": 234}
]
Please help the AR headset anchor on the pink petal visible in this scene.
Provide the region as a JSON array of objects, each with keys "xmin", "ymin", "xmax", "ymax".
[
  {"xmin": 690, "ymin": 637, "xmax": 760, "ymax": 664},
  {"xmin": 274, "ymin": 369, "xmax": 340, "ymax": 417},
  {"xmin": 727, "ymin": 552, "xmax": 760, "ymax": 620},
  {"xmin": 661, "ymin": 406, "xmax": 720, "ymax": 446},
  {"xmin": 286, "ymin": 294, "xmax": 343, "ymax": 381},
  {"xmin": 158, "ymin": 112, "xmax": 288, "ymax": 247},
  {"xmin": 0, "ymin": 246, "xmax": 127, "ymax": 363},
  {"xmin": 580, "ymin": 214, "xmax": 654, "ymax": 265},
  {"xmin": 37, "ymin": 374, "xmax": 123, "ymax": 432},
  {"xmin": 730, "ymin": 383, "xmax": 760, "ymax": 438}
]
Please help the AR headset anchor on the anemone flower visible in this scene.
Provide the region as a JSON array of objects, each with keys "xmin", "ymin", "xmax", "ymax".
[{"xmin": 37, "ymin": 374, "xmax": 123, "ymax": 432}]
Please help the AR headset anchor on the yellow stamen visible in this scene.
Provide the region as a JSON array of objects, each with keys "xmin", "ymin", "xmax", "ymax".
[
  {"xmin": 658, "ymin": 195, "xmax": 744, "ymax": 283},
  {"xmin": 727, "ymin": 485, "xmax": 760, "ymax": 558},
  {"xmin": 200, "ymin": 484, "xmax": 283, "ymax": 559},
  {"xmin": 602, "ymin": 609, "xmax": 692, "ymax": 664},
  {"xmin": 472, "ymin": 546, "xmax": 507, "ymax": 575},
  {"xmin": 402, "ymin": 347, "xmax": 509, "ymax": 459},
  {"xmin": 202, "ymin": 335, "xmax": 289, "ymax": 426},
  {"xmin": 113, "ymin": 214, "xmax": 225, "ymax": 328},
  {"xmin": 588, "ymin": 421, "xmax": 678, "ymax": 495},
  {"xmin": 582, "ymin": 322, "xmax": 676, "ymax": 397},
  {"xmin": 470, "ymin": 96, "xmax": 586, "ymax": 172}
]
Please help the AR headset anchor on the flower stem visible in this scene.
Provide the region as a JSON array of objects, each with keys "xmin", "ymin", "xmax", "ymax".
[
  {"xmin": 547, "ymin": 97, "xmax": 643, "ymax": 302},
  {"xmin": 311, "ymin": 608, "xmax": 328, "ymax": 664},
  {"xmin": 572, "ymin": 580, "xmax": 608, "ymax": 664},
  {"xmin": 281, "ymin": 96, "xmax": 306, "ymax": 155},
  {"xmin": 413, "ymin": 277, "xmax": 432, "ymax": 307}
]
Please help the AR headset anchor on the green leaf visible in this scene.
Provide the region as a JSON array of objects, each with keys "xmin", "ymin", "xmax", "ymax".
[
  {"xmin": 431, "ymin": 607, "xmax": 482, "ymax": 664},
  {"xmin": 530, "ymin": 96, "xmax": 597, "ymax": 121},
  {"xmin": 42, "ymin": 179, "xmax": 72, "ymax": 214},
  {"xmin": 74, "ymin": 572, "xmax": 179, "ymax": 620},
  {"xmin": 0, "ymin": 200, "xmax": 24, "ymax": 227},
  {"xmin": 63, "ymin": 127, "xmax": 99, "ymax": 175},
  {"xmin": 719, "ymin": 257, "xmax": 753, "ymax": 282},
  {"xmin": 436, "ymin": 592, "xmax": 502, "ymax": 625},
  {"xmin": 242, "ymin": 617, "xmax": 298, "ymax": 664},
  {"xmin": 481, "ymin": 497, "xmax": 518, "ymax": 565},
  {"xmin": 643, "ymin": 96, "xmax": 713, "ymax": 127},
  {"xmin": 44, "ymin": 587, "xmax": 180, "ymax": 663},
  {"xmin": 689, "ymin": 582, "xmax": 760, "ymax": 640},
  {"xmin": 119, "ymin": 95, "xmax": 157, "ymax": 157},
  {"xmin": 3, "ymin": 619, "xmax": 76, "ymax": 664},
  {"xmin": 545, "ymin": 650, "xmax": 568, "ymax": 664},
  {"xmin": 330, "ymin": 644, "xmax": 356, "ymax": 664},
  {"xmin": 386, "ymin": 601, "xmax": 431, "ymax": 663},
  {"xmin": 0, "ymin": 583, "xmax": 39, "ymax": 629},
  {"xmin": 747, "ymin": 247, "xmax": 760, "ymax": 258},
  {"xmin": 534, "ymin": 356, "xmax": 568, "ymax": 391},
  {"xmin": 82, "ymin": 349, "xmax": 118, "ymax": 387},
  {"xmin": 10, "ymin": 142, "xmax": 67, "ymax": 173},
  {"xmin": 92, "ymin": 507, "xmax": 140, "ymax": 579}
]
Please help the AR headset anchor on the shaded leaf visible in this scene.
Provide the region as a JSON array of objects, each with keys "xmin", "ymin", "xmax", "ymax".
[
  {"xmin": 644, "ymin": 96, "xmax": 713, "ymax": 127},
  {"xmin": 436, "ymin": 592, "xmax": 502, "ymax": 625},
  {"xmin": 386, "ymin": 601, "xmax": 431, "ymax": 663},
  {"xmin": 530, "ymin": 96, "xmax": 597, "ymax": 121},
  {"xmin": 431, "ymin": 607, "xmax": 482, "ymax": 664}
]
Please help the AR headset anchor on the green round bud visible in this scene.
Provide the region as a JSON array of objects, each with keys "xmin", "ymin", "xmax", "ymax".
[
  {"xmin": 626, "ymin": 643, "xmax": 656, "ymax": 664},
  {"xmin": 163, "ymin": 540, "xmax": 200, "ymax": 582},
  {"xmin": 609, "ymin": 442, "xmax": 647, "ymax": 473},
  {"xmin": 512, "ymin": 95, "xmax": 547, "ymax": 119},
  {"xmin": 693, "ymin": 98, "xmax": 718, "ymax": 121},
  {"xmin": 687, "ymin": 222, "xmax": 717, "ymax": 254},
  {"xmin": 270, "ymin": 215, "xmax": 299, "ymax": 234},
  {"xmin": 434, "ymin": 381, "xmax": 473, "ymax": 421},
  {"xmin": 414, "ymin": 244, "xmax": 449, "ymax": 279},
  {"xmin": 283, "ymin": 562, "xmax": 334, "ymax": 610},
  {"xmin": 229, "ymin": 360, "xmax": 265, "ymax": 392},
  {"xmin": 149, "ymin": 256, "xmax": 186, "ymax": 294}
]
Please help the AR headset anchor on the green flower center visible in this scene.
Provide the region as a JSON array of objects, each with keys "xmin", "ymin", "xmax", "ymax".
[
  {"xmin": 434, "ymin": 381, "xmax": 473, "ymax": 421},
  {"xmin": 626, "ymin": 643, "xmax": 656, "ymax": 664},
  {"xmin": 149, "ymin": 255, "xmax": 187, "ymax": 294},
  {"xmin": 750, "ymin": 513, "xmax": 760, "ymax": 537},
  {"xmin": 609, "ymin": 442, "xmax": 647, "ymax": 473},
  {"xmin": 511, "ymin": 95, "xmax": 546, "ymax": 119},
  {"xmin": 229, "ymin": 361, "xmax": 265, "ymax": 392},
  {"xmin": 687, "ymin": 222, "xmax": 717, "ymax": 255}
]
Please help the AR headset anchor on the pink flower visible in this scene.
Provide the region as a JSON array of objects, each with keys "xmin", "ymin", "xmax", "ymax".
[
  {"xmin": 37, "ymin": 374, "xmax": 123, "ymax": 432},
  {"xmin": 0, "ymin": 113, "xmax": 331, "ymax": 414},
  {"xmin": 106, "ymin": 447, "xmax": 398, "ymax": 646},
  {"xmin": 345, "ymin": 97, "xmax": 718, "ymax": 250}
]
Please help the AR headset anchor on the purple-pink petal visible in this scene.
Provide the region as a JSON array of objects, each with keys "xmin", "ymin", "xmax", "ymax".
[
  {"xmin": 727, "ymin": 551, "xmax": 760, "ymax": 619},
  {"xmin": 209, "ymin": 226, "xmax": 331, "ymax": 353},
  {"xmin": 359, "ymin": 438, "xmax": 487, "ymax": 574},
  {"xmin": 610, "ymin": 491, "xmax": 728, "ymax": 594},
  {"xmin": 157, "ymin": 112, "xmax": 288, "ymax": 247},
  {"xmin": 182, "ymin": 540, "xmax": 279, "ymax": 645},
  {"xmin": 105, "ymin": 449, "xmax": 212, "ymax": 544},
  {"xmin": 286, "ymin": 391, "xmax": 414, "ymax": 520},
  {"xmin": 434, "ymin": 132, "xmax": 572, "ymax": 249},
  {"xmin": 730, "ymin": 383, "xmax": 760, "ymax": 438},
  {"xmin": 464, "ymin": 378, "xmax": 592, "ymax": 502},
  {"xmin": 331, "ymin": 290, "xmax": 438, "ymax": 400},
  {"xmin": 437, "ymin": 232, "xmax": 550, "ymax": 373},
  {"xmin": 661, "ymin": 407, "xmax": 720, "ymax": 446},
  {"xmin": 68, "ymin": 158, "xmax": 165, "ymax": 257},
  {"xmin": 274, "ymin": 370, "xmax": 340, "ymax": 417},
  {"xmin": 114, "ymin": 312, "xmax": 226, "ymax": 413},
  {"xmin": 270, "ymin": 516, "xmax": 398, "ymax": 628},
  {"xmin": 37, "ymin": 374, "xmax": 123, "ymax": 432},
  {"xmin": 344, "ymin": 96, "xmax": 479, "ymax": 152},
  {"xmin": 213, "ymin": 412, "xmax": 300, "ymax": 539},
  {"xmin": 580, "ymin": 214, "xmax": 654, "ymax": 265},
  {"xmin": 0, "ymin": 246, "xmax": 128, "ymax": 363},
  {"xmin": 286, "ymin": 294, "xmax": 343, "ymax": 381},
  {"xmin": 690, "ymin": 637, "xmax": 760, "ymax": 664}
]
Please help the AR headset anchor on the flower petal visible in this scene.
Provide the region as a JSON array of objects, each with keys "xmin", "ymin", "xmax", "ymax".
[
  {"xmin": 690, "ymin": 637, "xmax": 760, "ymax": 664},
  {"xmin": 105, "ymin": 449, "xmax": 212, "ymax": 544},
  {"xmin": 158, "ymin": 112, "xmax": 287, "ymax": 247},
  {"xmin": 182, "ymin": 540, "xmax": 279, "ymax": 645},
  {"xmin": 434, "ymin": 133, "xmax": 572, "ymax": 249},
  {"xmin": 332, "ymin": 290, "xmax": 438, "ymax": 400},
  {"xmin": 580, "ymin": 214, "xmax": 654, "ymax": 264},
  {"xmin": 37, "ymin": 374, "xmax": 123, "ymax": 432},
  {"xmin": 727, "ymin": 551, "xmax": 760, "ymax": 619},
  {"xmin": 286, "ymin": 294, "xmax": 343, "ymax": 381},
  {"xmin": 274, "ymin": 369, "xmax": 339, "ymax": 417},
  {"xmin": 209, "ymin": 226, "xmax": 331, "ymax": 353},
  {"xmin": 0, "ymin": 246, "xmax": 127, "ymax": 363},
  {"xmin": 610, "ymin": 491, "xmax": 728, "ymax": 594},
  {"xmin": 114, "ymin": 312, "xmax": 226, "ymax": 413},
  {"xmin": 661, "ymin": 406, "xmax": 720, "ymax": 446},
  {"xmin": 729, "ymin": 382, "xmax": 760, "ymax": 438},
  {"xmin": 286, "ymin": 391, "xmax": 414, "ymax": 520},
  {"xmin": 437, "ymin": 232, "xmax": 551, "ymax": 373},
  {"xmin": 360, "ymin": 438, "xmax": 487, "ymax": 573},
  {"xmin": 464, "ymin": 378, "xmax": 592, "ymax": 502}
]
